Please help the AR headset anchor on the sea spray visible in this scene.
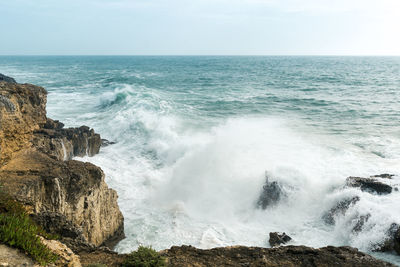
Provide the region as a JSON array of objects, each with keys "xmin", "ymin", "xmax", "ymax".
[{"xmin": 1, "ymin": 56, "xmax": 399, "ymax": 264}]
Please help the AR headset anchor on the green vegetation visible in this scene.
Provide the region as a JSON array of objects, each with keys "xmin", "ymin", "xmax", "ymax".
[
  {"xmin": 0, "ymin": 188, "xmax": 58, "ymax": 265},
  {"xmin": 85, "ymin": 264, "xmax": 107, "ymax": 267},
  {"xmin": 122, "ymin": 246, "xmax": 166, "ymax": 267}
]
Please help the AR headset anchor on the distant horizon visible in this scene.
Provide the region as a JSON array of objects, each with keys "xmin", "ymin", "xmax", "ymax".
[{"xmin": 1, "ymin": 54, "xmax": 400, "ymax": 57}]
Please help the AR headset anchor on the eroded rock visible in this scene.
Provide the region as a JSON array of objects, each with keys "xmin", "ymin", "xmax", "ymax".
[
  {"xmin": 269, "ymin": 232, "xmax": 292, "ymax": 247},
  {"xmin": 161, "ymin": 245, "xmax": 395, "ymax": 267},
  {"xmin": 0, "ymin": 73, "xmax": 17, "ymax": 83},
  {"xmin": 0, "ymin": 80, "xmax": 124, "ymax": 250},
  {"xmin": 257, "ymin": 174, "xmax": 285, "ymax": 209},
  {"xmin": 346, "ymin": 176, "xmax": 392, "ymax": 195},
  {"xmin": 322, "ymin": 196, "xmax": 360, "ymax": 225},
  {"xmin": 376, "ymin": 223, "xmax": 400, "ymax": 255}
]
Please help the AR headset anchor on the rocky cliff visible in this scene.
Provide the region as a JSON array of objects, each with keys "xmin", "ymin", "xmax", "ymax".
[{"xmin": 0, "ymin": 77, "xmax": 124, "ymax": 250}]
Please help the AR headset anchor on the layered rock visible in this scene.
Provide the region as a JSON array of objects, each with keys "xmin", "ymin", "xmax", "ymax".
[
  {"xmin": 0, "ymin": 78, "xmax": 124, "ymax": 250},
  {"xmin": 161, "ymin": 245, "xmax": 395, "ymax": 267}
]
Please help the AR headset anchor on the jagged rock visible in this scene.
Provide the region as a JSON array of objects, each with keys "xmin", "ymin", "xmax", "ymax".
[
  {"xmin": 0, "ymin": 244, "xmax": 36, "ymax": 267},
  {"xmin": 371, "ymin": 174, "xmax": 394, "ymax": 179},
  {"xmin": 101, "ymin": 139, "xmax": 116, "ymax": 147},
  {"xmin": 33, "ymin": 120, "xmax": 101, "ymax": 161},
  {"xmin": 0, "ymin": 73, "xmax": 17, "ymax": 83},
  {"xmin": 322, "ymin": 196, "xmax": 360, "ymax": 225},
  {"xmin": 39, "ymin": 236, "xmax": 82, "ymax": 267},
  {"xmin": 0, "ymin": 81, "xmax": 124, "ymax": 249},
  {"xmin": 269, "ymin": 232, "xmax": 292, "ymax": 247},
  {"xmin": 376, "ymin": 223, "xmax": 400, "ymax": 255},
  {"xmin": 257, "ymin": 174, "xmax": 284, "ymax": 209},
  {"xmin": 352, "ymin": 214, "xmax": 371, "ymax": 233},
  {"xmin": 346, "ymin": 176, "xmax": 392, "ymax": 195},
  {"xmin": 0, "ymin": 82, "xmax": 47, "ymax": 166},
  {"xmin": 161, "ymin": 245, "xmax": 395, "ymax": 267}
]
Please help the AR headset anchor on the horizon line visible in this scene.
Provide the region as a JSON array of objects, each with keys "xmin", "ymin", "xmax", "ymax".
[{"xmin": 1, "ymin": 54, "xmax": 400, "ymax": 57}]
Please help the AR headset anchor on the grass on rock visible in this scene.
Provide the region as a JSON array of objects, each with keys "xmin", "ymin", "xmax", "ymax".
[
  {"xmin": 122, "ymin": 246, "xmax": 166, "ymax": 267},
  {"xmin": 0, "ymin": 187, "xmax": 58, "ymax": 265}
]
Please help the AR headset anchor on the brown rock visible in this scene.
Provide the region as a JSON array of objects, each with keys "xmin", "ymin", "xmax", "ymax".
[
  {"xmin": 39, "ymin": 236, "xmax": 82, "ymax": 267},
  {"xmin": 0, "ymin": 79, "xmax": 124, "ymax": 250},
  {"xmin": 161, "ymin": 245, "xmax": 395, "ymax": 267}
]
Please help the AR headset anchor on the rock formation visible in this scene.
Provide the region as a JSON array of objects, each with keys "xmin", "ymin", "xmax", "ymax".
[
  {"xmin": 346, "ymin": 175, "xmax": 393, "ymax": 195},
  {"xmin": 0, "ymin": 78, "xmax": 124, "ymax": 251},
  {"xmin": 257, "ymin": 174, "xmax": 285, "ymax": 209},
  {"xmin": 269, "ymin": 232, "xmax": 292, "ymax": 247},
  {"xmin": 161, "ymin": 245, "xmax": 395, "ymax": 267}
]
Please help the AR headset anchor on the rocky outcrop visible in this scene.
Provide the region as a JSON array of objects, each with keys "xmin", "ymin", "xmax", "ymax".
[
  {"xmin": 269, "ymin": 232, "xmax": 292, "ymax": 247},
  {"xmin": 0, "ymin": 244, "xmax": 36, "ymax": 267},
  {"xmin": 346, "ymin": 176, "xmax": 393, "ymax": 195},
  {"xmin": 0, "ymin": 78, "xmax": 124, "ymax": 251},
  {"xmin": 161, "ymin": 245, "xmax": 395, "ymax": 267},
  {"xmin": 39, "ymin": 236, "xmax": 82, "ymax": 267},
  {"xmin": 0, "ymin": 73, "xmax": 16, "ymax": 83},
  {"xmin": 377, "ymin": 223, "xmax": 400, "ymax": 255},
  {"xmin": 33, "ymin": 118, "xmax": 102, "ymax": 161},
  {"xmin": 0, "ymin": 81, "xmax": 47, "ymax": 166},
  {"xmin": 257, "ymin": 174, "xmax": 285, "ymax": 209},
  {"xmin": 322, "ymin": 196, "xmax": 360, "ymax": 225}
]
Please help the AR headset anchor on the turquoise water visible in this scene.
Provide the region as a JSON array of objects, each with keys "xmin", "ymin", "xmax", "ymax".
[{"xmin": 1, "ymin": 56, "xmax": 400, "ymax": 264}]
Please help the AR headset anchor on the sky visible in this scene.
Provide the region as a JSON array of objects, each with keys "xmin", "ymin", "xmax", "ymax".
[{"xmin": 0, "ymin": 0, "xmax": 399, "ymax": 55}]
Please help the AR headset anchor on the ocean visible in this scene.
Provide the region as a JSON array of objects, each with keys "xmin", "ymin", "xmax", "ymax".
[{"xmin": 1, "ymin": 56, "xmax": 399, "ymax": 264}]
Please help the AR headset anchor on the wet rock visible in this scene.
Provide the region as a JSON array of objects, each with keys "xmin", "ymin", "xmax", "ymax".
[
  {"xmin": 269, "ymin": 232, "xmax": 292, "ymax": 247},
  {"xmin": 0, "ymin": 73, "xmax": 17, "ymax": 83},
  {"xmin": 376, "ymin": 223, "xmax": 400, "ymax": 255},
  {"xmin": 33, "ymin": 118, "xmax": 102, "ymax": 161},
  {"xmin": 352, "ymin": 214, "xmax": 371, "ymax": 233},
  {"xmin": 161, "ymin": 245, "xmax": 395, "ymax": 267},
  {"xmin": 101, "ymin": 139, "xmax": 116, "ymax": 147},
  {"xmin": 323, "ymin": 196, "xmax": 360, "ymax": 225},
  {"xmin": 257, "ymin": 174, "xmax": 284, "ymax": 209},
  {"xmin": 371, "ymin": 174, "xmax": 394, "ymax": 179},
  {"xmin": 346, "ymin": 176, "xmax": 392, "ymax": 195}
]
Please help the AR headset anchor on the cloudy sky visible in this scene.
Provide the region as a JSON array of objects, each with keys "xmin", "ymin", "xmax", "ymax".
[{"xmin": 1, "ymin": 0, "xmax": 399, "ymax": 55}]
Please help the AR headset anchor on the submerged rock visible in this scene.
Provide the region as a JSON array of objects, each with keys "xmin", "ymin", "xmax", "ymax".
[
  {"xmin": 101, "ymin": 138, "xmax": 116, "ymax": 147},
  {"xmin": 257, "ymin": 174, "xmax": 285, "ymax": 209},
  {"xmin": 161, "ymin": 245, "xmax": 395, "ymax": 267},
  {"xmin": 269, "ymin": 232, "xmax": 292, "ymax": 247},
  {"xmin": 323, "ymin": 196, "xmax": 360, "ymax": 225},
  {"xmin": 0, "ymin": 73, "xmax": 17, "ymax": 83},
  {"xmin": 376, "ymin": 223, "xmax": 400, "ymax": 255},
  {"xmin": 346, "ymin": 176, "xmax": 392, "ymax": 195}
]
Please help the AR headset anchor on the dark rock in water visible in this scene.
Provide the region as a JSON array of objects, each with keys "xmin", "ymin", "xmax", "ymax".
[
  {"xmin": 257, "ymin": 174, "xmax": 284, "ymax": 209},
  {"xmin": 161, "ymin": 245, "xmax": 395, "ymax": 267},
  {"xmin": 0, "ymin": 73, "xmax": 16, "ymax": 83},
  {"xmin": 352, "ymin": 214, "xmax": 371, "ymax": 233},
  {"xmin": 269, "ymin": 232, "xmax": 292, "ymax": 247},
  {"xmin": 376, "ymin": 223, "xmax": 400, "ymax": 255},
  {"xmin": 323, "ymin": 196, "xmax": 360, "ymax": 225},
  {"xmin": 346, "ymin": 176, "xmax": 392, "ymax": 195},
  {"xmin": 101, "ymin": 138, "xmax": 116, "ymax": 147},
  {"xmin": 371, "ymin": 174, "xmax": 394, "ymax": 179}
]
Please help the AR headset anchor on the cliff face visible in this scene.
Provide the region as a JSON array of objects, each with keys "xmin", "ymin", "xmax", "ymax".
[{"xmin": 0, "ymin": 79, "xmax": 124, "ymax": 249}]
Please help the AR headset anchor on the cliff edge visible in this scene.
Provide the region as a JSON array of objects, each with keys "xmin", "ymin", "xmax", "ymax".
[{"xmin": 0, "ymin": 76, "xmax": 124, "ymax": 251}]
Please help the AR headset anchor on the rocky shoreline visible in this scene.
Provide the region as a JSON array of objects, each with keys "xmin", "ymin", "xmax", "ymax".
[{"xmin": 0, "ymin": 74, "xmax": 396, "ymax": 266}]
